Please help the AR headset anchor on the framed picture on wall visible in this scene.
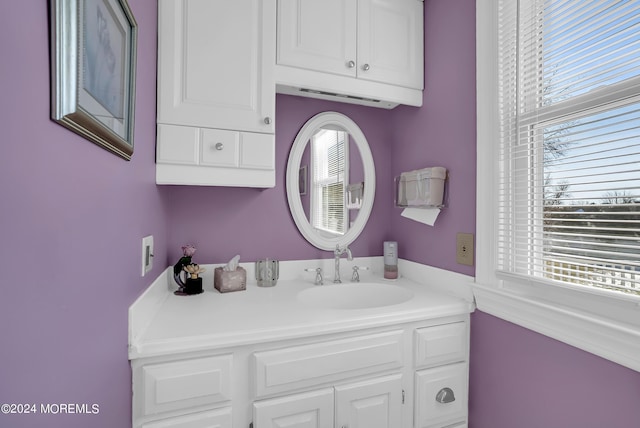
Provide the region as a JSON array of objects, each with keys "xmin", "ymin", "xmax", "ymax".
[{"xmin": 50, "ymin": 0, "xmax": 137, "ymax": 160}]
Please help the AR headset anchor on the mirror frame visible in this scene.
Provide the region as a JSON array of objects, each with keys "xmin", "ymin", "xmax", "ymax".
[{"xmin": 286, "ymin": 112, "xmax": 376, "ymax": 251}]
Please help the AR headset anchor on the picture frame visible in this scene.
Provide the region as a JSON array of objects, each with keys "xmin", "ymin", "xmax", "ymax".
[{"xmin": 51, "ymin": 0, "xmax": 137, "ymax": 160}]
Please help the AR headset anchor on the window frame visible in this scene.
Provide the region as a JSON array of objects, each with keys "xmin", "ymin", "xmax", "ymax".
[{"xmin": 475, "ymin": 0, "xmax": 640, "ymax": 372}]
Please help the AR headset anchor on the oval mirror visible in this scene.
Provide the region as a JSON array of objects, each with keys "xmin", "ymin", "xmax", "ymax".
[{"xmin": 286, "ymin": 112, "xmax": 375, "ymax": 251}]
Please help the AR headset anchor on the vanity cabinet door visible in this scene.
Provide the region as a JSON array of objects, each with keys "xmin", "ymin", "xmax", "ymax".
[
  {"xmin": 277, "ymin": 0, "xmax": 357, "ymax": 77},
  {"xmin": 253, "ymin": 388, "xmax": 334, "ymax": 428},
  {"xmin": 357, "ymin": 0, "xmax": 423, "ymax": 89},
  {"xmin": 335, "ymin": 374, "xmax": 403, "ymax": 428}
]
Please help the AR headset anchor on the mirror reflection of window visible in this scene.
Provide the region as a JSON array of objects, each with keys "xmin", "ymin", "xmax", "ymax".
[{"xmin": 311, "ymin": 128, "xmax": 350, "ymax": 237}]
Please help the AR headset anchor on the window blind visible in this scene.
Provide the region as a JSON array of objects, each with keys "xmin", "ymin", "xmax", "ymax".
[
  {"xmin": 311, "ymin": 129, "xmax": 347, "ymax": 235},
  {"xmin": 497, "ymin": 0, "xmax": 640, "ymax": 295}
]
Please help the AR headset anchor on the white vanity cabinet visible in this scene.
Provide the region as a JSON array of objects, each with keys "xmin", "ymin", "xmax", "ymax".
[
  {"xmin": 276, "ymin": 0, "xmax": 424, "ymax": 108},
  {"xmin": 155, "ymin": 0, "xmax": 276, "ymax": 187},
  {"xmin": 132, "ymin": 319, "xmax": 469, "ymax": 428},
  {"xmin": 129, "ymin": 270, "xmax": 474, "ymax": 428}
]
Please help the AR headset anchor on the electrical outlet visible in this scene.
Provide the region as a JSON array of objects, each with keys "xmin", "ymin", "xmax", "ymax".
[
  {"xmin": 141, "ymin": 235, "xmax": 154, "ymax": 276},
  {"xmin": 456, "ymin": 233, "xmax": 474, "ymax": 266}
]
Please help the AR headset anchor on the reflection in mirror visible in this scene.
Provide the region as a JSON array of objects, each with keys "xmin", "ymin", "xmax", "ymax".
[
  {"xmin": 300, "ymin": 127, "xmax": 365, "ymax": 238},
  {"xmin": 287, "ymin": 112, "xmax": 375, "ymax": 251}
]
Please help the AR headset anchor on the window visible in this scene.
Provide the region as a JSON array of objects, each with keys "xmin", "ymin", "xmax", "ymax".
[
  {"xmin": 476, "ymin": 0, "xmax": 640, "ymax": 372},
  {"xmin": 311, "ymin": 129, "xmax": 349, "ymax": 236},
  {"xmin": 497, "ymin": 0, "xmax": 640, "ymax": 296}
]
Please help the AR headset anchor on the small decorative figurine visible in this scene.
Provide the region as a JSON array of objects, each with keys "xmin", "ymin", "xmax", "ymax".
[
  {"xmin": 173, "ymin": 244, "xmax": 204, "ymax": 295},
  {"xmin": 184, "ymin": 263, "xmax": 206, "ymax": 279}
]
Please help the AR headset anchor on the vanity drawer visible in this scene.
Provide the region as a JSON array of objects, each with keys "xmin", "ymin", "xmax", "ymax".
[
  {"xmin": 414, "ymin": 322, "xmax": 467, "ymax": 368},
  {"xmin": 253, "ymin": 330, "xmax": 404, "ymax": 397},
  {"xmin": 140, "ymin": 354, "xmax": 233, "ymax": 416},
  {"xmin": 415, "ymin": 363, "xmax": 468, "ymax": 428}
]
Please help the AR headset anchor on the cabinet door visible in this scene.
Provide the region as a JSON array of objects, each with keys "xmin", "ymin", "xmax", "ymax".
[
  {"xmin": 335, "ymin": 374, "xmax": 403, "ymax": 428},
  {"xmin": 357, "ymin": 0, "xmax": 423, "ymax": 89},
  {"xmin": 277, "ymin": 0, "xmax": 357, "ymax": 77},
  {"xmin": 253, "ymin": 388, "xmax": 334, "ymax": 428},
  {"xmin": 157, "ymin": 0, "xmax": 275, "ymax": 134}
]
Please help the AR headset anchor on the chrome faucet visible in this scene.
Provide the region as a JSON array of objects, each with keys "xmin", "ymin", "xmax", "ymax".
[{"xmin": 333, "ymin": 244, "xmax": 353, "ymax": 283}]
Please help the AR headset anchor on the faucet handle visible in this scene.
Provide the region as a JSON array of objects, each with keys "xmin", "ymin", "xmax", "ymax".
[
  {"xmin": 351, "ymin": 266, "xmax": 370, "ymax": 282},
  {"xmin": 305, "ymin": 268, "xmax": 323, "ymax": 285}
]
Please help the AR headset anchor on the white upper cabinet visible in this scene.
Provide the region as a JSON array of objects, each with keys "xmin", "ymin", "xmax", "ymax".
[
  {"xmin": 277, "ymin": 0, "xmax": 357, "ymax": 77},
  {"xmin": 276, "ymin": 0, "xmax": 424, "ymax": 108},
  {"xmin": 357, "ymin": 0, "xmax": 423, "ymax": 89},
  {"xmin": 156, "ymin": 0, "xmax": 276, "ymax": 187}
]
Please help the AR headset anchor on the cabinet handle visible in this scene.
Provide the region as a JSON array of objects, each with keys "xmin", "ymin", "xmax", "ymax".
[
  {"xmin": 214, "ymin": 142, "xmax": 224, "ymax": 151},
  {"xmin": 362, "ymin": 63, "xmax": 370, "ymax": 71},
  {"xmin": 435, "ymin": 387, "xmax": 456, "ymax": 404},
  {"xmin": 347, "ymin": 60, "xmax": 356, "ymax": 68},
  {"xmin": 264, "ymin": 117, "xmax": 271, "ymax": 125}
]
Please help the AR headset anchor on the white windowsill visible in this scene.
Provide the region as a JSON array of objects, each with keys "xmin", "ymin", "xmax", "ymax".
[{"xmin": 473, "ymin": 282, "xmax": 640, "ymax": 372}]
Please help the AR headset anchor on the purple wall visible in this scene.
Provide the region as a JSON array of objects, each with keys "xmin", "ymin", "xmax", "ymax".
[
  {"xmin": 1, "ymin": 1, "xmax": 638, "ymax": 428},
  {"xmin": 0, "ymin": 1, "xmax": 165, "ymax": 427},
  {"xmin": 470, "ymin": 312, "xmax": 640, "ymax": 427},
  {"xmin": 389, "ymin": 0, "xmax": 477, "ymax": 277}
]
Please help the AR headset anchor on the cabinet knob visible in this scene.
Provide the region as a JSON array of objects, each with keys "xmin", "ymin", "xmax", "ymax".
[
  {"xmin": 362, "ymin": 63, "xmax": 370, "ymax": 71},
  {"xmin": 347, "ymin": 60, "xmax": 356, "ymax": 68},
  {"xmin": 214, "ymin": 142, "xmax": 224, "ymax": 151},
  {"xmin": 435, "ymin": 387, "xmax": 456, "ymax": 404},
  {"xmin": 264, "ymin": 117, "xmax": 271, "ymax": 125}
]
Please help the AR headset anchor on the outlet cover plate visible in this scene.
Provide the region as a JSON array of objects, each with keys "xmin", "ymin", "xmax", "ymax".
[{"xmin": 456, "ymin": 233, "xmax": 474, "ymax": 266}]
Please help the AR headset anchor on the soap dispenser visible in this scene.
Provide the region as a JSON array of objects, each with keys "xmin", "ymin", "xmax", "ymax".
[{"xmin": 384, "ymin": 241, "xmax": 398, "ymax": 279}]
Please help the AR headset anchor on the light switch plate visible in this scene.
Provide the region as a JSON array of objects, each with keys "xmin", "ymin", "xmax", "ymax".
[{"xmin": 141, "ymin": 235, "xmax": 154, "ymax": 276}]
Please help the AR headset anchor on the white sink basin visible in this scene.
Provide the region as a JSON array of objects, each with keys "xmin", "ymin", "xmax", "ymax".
[{"xmin": 297, "ymin": 282, "xmax": 414, "ymax": 310}]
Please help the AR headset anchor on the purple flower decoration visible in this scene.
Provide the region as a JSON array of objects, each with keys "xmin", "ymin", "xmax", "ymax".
[{"xmin": 182, "ymin": 244, "xmax": 196, "ymax": 257}]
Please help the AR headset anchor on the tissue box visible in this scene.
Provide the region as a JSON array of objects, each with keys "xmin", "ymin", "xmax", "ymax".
[{"xmin": 214, "ymin": 267, "xmax": 246, "ymax": 293}]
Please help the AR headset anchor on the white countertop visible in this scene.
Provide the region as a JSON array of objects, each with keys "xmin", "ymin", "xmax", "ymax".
[{"xmin": 129, "ymin": 258, "xmax": 475, "ymax": 359}]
